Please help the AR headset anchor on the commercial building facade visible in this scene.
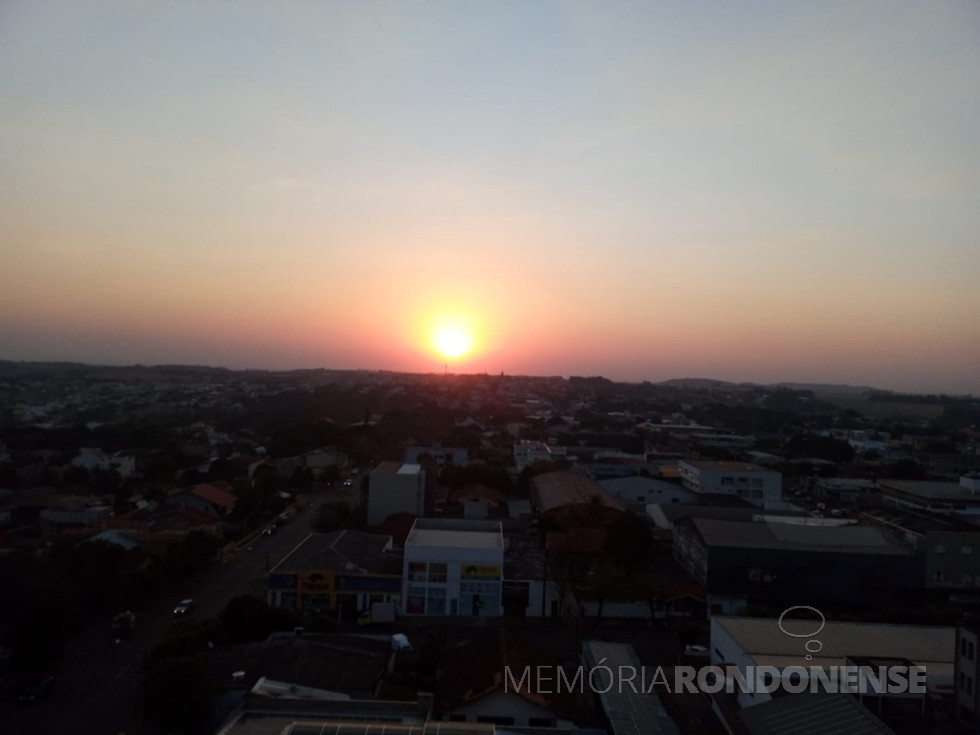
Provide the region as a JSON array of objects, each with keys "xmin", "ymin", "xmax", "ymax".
[{"xmin": 402, "ymin": 518, "xmax": 503, "ymax": 617}]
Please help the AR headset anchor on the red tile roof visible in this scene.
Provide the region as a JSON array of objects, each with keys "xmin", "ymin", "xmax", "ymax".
[{"xmin": 188, "ymin": 483, "xmax": 236, "ymax": 509}]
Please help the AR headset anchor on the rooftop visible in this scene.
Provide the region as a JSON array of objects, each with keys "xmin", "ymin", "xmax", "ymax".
[
  {"xmin": 689, "ymin": 518, "xmax": 913, "ymax": 555},
  {"xmin": 405, "ymin": 518, "xmax": 503, "ymax": 549},
  {"xmin": 879, "ymin": 479, "xmax": 974, "ymax": 501},
  {"xmin": 530, "ymin": 471, "xmax": 625, "ymax": 514},
  {"xmin": 372, "ymin": 461, "xmax": 422, "ymax": 476},
  {"xmin": 739, "ymin": 692, "xmax": 896, "ymax": 735},
  {"xmin": 271, "ymin": 530, "xmax": 399, "ymax": 575},
  {"xmin": 681, "ymin": 460, "xmax": 776, "ymax": 473},
  {"xmin": 714, "ymin": 616, "xmax": 953, "ymax": 670}
]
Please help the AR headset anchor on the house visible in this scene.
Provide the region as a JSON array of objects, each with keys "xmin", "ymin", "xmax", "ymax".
[
  {"xmin": 436, "ymin": 629, "xmax": 600, "ymax": 729},
  {"xmin": 171, "ymin": 482, "xmax": 236, "ymax": 518},
  {"xmin": 530, "ymin": 471, "xmax": 625, "ymax": 528},
  {"xmin": 367, "ymin": 462, "xmax": 425, "ymax": 526}
]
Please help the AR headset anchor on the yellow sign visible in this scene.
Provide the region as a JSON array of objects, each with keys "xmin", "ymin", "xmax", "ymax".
[
  {"xmin": 461, "ymin": 564, "xmax": 500, "ymax": 580},
  {"xmin": 298, "ymin": 570, "xmax": 335, "ymax": 595}
]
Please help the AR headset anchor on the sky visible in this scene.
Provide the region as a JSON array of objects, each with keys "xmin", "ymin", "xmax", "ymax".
[{"xmin": 1, "ymin": 1, "xmax": 978, "ymax": 393}]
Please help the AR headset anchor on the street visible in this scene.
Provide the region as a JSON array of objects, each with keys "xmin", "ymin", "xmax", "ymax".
[{"xmin": 0, "ymin": 495, "xmax": 324, "ymax": 735}]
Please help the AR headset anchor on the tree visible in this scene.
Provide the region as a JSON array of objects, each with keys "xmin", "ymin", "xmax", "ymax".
[
  {"xmin": 219, "ymin": 595, "xmax": 301, "ymax": 644},
  {"xmin": 142, "ymin": 656, "xmax": 215, "ymax": 735},
  {"xmin": 606, "ymin": 514, "xmax": 653, "ymax": 572}
]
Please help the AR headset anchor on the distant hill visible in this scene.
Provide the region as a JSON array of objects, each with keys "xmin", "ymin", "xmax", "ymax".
[
  {"xmin": 656, "ymin": 377, "xmax": 880, "ymax": 394},
  {"xmin": 656, "ymin": 378, "xmax": 745, "ymax": 389}
]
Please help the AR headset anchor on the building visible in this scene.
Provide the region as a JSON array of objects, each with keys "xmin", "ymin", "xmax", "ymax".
[
  {"xmin": 367, "ymin": 462, "xmax": 425, "ymax": 526},
  {"xmin": 862, "ymin": 507, "xmax": 980, "ymax": 592},
  {"xmin": 956, "ymin": 619, "xmax": 980, "ymax": 729},
  {"xmin": 678, "ymin": 461, "xmax": 782, "ymax": 508},
  {"xmin": 514, "ymin": 440, "xmax": 558, "ymax": 472},
  {"xmin": 267, "ymin": 530, "xmax": 402, "ymax": 619},
  {"xmin": 402, "ymin": 518, "xmax": 503, "ymax": 617},
  {"xmin": 502, "ymin": 549, "xmax": 562, "ymax": 618},
  {"xmin": 72, "ymin": 447, "xmax": 137, "ymax": 478},
  {"xmin": 881, "ymin": 477, "xmax": 980, "ymax": 515},
  {"xmin": 304, "ymin": 447, "xmax": 348, "ymax": 476},
  {"xmin": 581, "ymin": 640, "xmax": 680, "ymax": 735},
  {"xmin": 530, "ymin": 471, "xmax": 625, "ymax": 528},
  {"xmin": 711, "ymin": 616, "xmax": 954, "ymax": 709},
  {"xmin": 598, "ymin": 476, "xmax": 696, "ymax": 505},
  {"xmin": 812, "ymin": 477, "xmax": 880, "ymax": 505},
  {"xmin": 436, "ymin": 630, "xmax": 599, "ymax": 729},
  {"xmin": 674, "ymin": 517, "xmax": 919, "ymax": 614}
]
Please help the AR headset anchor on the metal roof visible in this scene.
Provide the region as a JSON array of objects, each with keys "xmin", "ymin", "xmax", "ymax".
[{"xmin": 739, "ymin": 692, "xmax": 895, "ymax": 735}]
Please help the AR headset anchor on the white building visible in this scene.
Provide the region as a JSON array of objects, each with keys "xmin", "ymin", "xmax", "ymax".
[
  {"xmin": 72, "ymin": 448, "xmax": 136, "ymax": 478},
  {"xmin": 514, "ymin": 440, "xmax": 557, "ymax": 472},
  {"xmin": 711, "ymin": 616, "xmax": 954, "ymax": 709},
  {"xmin": 367, "ymin": 462, "xmax": 425, "ymax": 526},
  {"xmin": 403, "ymin": 518, "xmax": 503, "ymax": 617},
  {"xmin": 599, "ymin": 476, "xmax": 697, "ymax": 505},
  {"xmin": 678, "ymin": 460, "xmax": 781, "ymax": 508}
]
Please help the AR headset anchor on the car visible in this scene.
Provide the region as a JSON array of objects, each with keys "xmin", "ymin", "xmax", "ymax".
[
  {"xmin": 262, "ymin": 525, "xmax": 276, "ymax": 535},
  {"xmin": 173, "ymin": 599, "xmax": 195, "ymax": 617},
  {"xmin": 343, "ymin": 479, "xmax": 353, "ymax": 487}
]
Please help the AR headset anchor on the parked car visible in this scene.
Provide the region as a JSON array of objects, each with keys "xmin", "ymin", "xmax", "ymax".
[
  {"xmin": 173, "ymin": 599, "xmax": 195, "ymax": 617},
  {"xmin": 262, "ymin": 524, "xmax": 277, "ymax": 535}
]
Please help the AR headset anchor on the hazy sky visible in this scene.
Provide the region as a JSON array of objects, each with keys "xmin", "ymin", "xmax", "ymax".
[{"xmin": 2, "ymin": 1, "xmax": 978, "ymax": 393}]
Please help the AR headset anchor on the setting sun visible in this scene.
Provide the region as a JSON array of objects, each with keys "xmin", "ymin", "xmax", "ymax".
[{"xmin": 432, "ymin": 322, "xmax": 473, "ymax": 360}]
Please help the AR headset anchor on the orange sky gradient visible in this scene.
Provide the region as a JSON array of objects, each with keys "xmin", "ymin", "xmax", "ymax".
[{"xmin": 1, "ymin": 2, "xmax": 978, "ymax": 393}]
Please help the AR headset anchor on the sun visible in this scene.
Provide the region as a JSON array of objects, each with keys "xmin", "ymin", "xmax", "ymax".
[{"xmin": 432, "ymin": 323, "xmax": 473, "ymax": 360}]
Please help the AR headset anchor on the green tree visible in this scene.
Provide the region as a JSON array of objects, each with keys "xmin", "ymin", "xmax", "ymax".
[
  {"xmin": 218, "ymin": 595, "xmax": 301, "ymax": 644},
  {"xmin": 142, "ymin": 656, "xmax": 215, "ymax": 735}
]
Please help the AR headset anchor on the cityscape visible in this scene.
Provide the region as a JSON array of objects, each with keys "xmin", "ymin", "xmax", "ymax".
[{"xmin": 2, "ymin": 2, "xmax": 979, "ymax": 735}]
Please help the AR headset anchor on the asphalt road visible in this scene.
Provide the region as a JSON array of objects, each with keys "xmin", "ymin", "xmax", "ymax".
[{"xmin": 0, "ymin": 493, "xmax": 327, "ymax": 735}]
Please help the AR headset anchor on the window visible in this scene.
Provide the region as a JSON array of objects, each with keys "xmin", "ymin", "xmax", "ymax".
[
  {"xmin": 428, "ymin": 563, "xmax": 448, "ymax": 583},
  {"xmin": 970, "ymin": 676, "xmax": 975, "ymax": 696},
  {"xmin": 529, "ymin": 718, "xmax": 554, "ymax": 728},
  {"xmin": 970, "ymin": 641, "xmax": 975, "ymax": 661},
  {"xmin": 751, "ymin": 478, "xmax": 763, "ymax": 490},
  {"xmin": 964, "ymin": 638, "xmax": 969, "ymax": 656},
  {"xmin": 721, "ymin": 477, "xmax": 734, "ymax": 486},
  {"xmin": 408, "ymin": 562, "xmax": 427, "ymax": 582}
]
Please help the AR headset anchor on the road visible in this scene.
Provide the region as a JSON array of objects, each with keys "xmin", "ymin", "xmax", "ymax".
[{"xmin": 0, "ymin": 494, "xmax": 327, "ymax": 735}]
